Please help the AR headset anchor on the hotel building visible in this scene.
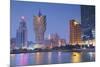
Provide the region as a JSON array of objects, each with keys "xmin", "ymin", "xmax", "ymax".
[
  {"xmin": 33, "ymin": 10, "xmax": 46, "ymax": 44},
  {"xmin": 69, "ymin": 19, "xmax": 82, "ymax": 45}
]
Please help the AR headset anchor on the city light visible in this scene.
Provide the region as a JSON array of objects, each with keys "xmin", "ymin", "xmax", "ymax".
[{"xmin": 10, "ymin": 1, "xmax": 95, "ymax": 66}]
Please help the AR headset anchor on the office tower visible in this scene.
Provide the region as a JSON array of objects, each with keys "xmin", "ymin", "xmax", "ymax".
[
  {"xmin": 69, "ymin": 19, "xmax": 82, "ymax": 45},
  {"xmin": 16, "ymin": 16, "xmax": 27, "ymax": 48},
  {"xmin": 49, "ymin": 33, "xmax": 59, "ymax": 47},
  {"xmin": 33, "ymin": 10, "xmax": 46, "ymax": 43},
  {"xmin": 10, "ymin": 38, "xmax": 16, "ymax": 49},
  {"xmin": 81, "ymin": 5, "xmax": 95, "ymax": 40},
  {"xmin": 58, "ymin": 39, "xmax": 66, "ymax": 47}
]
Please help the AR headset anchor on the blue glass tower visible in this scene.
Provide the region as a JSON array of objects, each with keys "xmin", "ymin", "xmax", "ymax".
[
  {"xmin": 81, "ymin": 5, "xmax": 95, "ymax": 40},
  {"xmin": 16, "ymin": 16, "xmax": 27, "ymax": 48}
]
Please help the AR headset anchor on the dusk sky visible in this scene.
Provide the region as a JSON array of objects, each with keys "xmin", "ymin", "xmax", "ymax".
[{"xmin": 11, "ymin": 0, "xmax": 81, "ymax": 42}]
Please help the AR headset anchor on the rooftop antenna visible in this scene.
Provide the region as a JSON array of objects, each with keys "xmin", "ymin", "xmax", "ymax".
[{"xmin": 38, "ymin": 9, "xmax": 42, "ymax": 17}]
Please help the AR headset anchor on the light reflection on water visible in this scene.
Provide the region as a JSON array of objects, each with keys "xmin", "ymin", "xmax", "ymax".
[
  {"xmin": 71, "ymin": 52, "xmax": 81, "ymax": 63},
  {"xmin": 48, "ymin": 52, "xmax": 52, "ymax": 64},
  {"xmin": 10, "ymin": 52, "xmax": 95, "ymax": 66}
]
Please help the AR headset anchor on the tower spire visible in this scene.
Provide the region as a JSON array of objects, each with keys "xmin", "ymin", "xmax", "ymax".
[{"xmin": 38, "ymin": 9, "xmax": 42, "ymax": 17}]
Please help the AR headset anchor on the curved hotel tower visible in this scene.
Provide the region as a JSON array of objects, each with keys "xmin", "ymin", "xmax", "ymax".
[
  {"xmin": 69, "ymin": 19, "xmax": 82, "ymax": 45},
  {"xmin": 33, "ymin": 10, "xmax": 46, "ymax": 44}
]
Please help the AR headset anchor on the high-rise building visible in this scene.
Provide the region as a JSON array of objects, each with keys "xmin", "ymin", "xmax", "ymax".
[
  {"xmin": 49, "ymin": 33, "xmax": 59, "ymax": 47},
  {"xmin": 10, "ymin": 38, "xmax": 16, "ymax": 49},
  {"xmin": 33, "ymin": 10, "xmax": 46, "ymax": 43},
  {"xmin": 58, "ymin": 39, "xmax": 66, "ymax": 47},
  {"xmin": 69, "ymin": 19, "xmax": 82, "ymax": 45},
  {"xmin": 81, "ymin": 5, "xmax": 95, "ymax": 40},
  {"xmin": 16, "ymin": 16, "xmax": 27, "ymax": 48}
]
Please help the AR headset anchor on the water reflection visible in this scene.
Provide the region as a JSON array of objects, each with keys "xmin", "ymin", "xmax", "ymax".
[
  {"xmin": 10, "ymin": 54, "xmax": 16, "ymax": 66},
  {"xmin": 71, "ymin": 52, "xmax": 81, "ymax": 63},
  {"xmin": 48, "ymin": 52, "xmax": 52, "ymax": 64},
  {"xmin": 35, "ymin": 52, "xmax": 42, "ymax": 64},
  {"xmin": 88, "ymin": 52, "xmax": 95, "ymax": 60},
  {"xmin": 58, "ymin": 52, "xmax": 61, "ymax": 63},
  {"xmin": 20, "ymin": 54, "xmax": 28, "ymax": 66},
  {"xmin": 10, "ymin": 52, "xmax": 95, "ymax": 66}
]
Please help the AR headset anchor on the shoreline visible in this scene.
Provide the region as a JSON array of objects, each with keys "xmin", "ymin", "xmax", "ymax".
[{"xmin": 10, "ymin": 48, "xmax": 95, "ymax": 54}]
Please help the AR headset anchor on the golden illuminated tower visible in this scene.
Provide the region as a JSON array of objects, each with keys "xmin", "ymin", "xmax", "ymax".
[
  {"xmin": 33, "ymin": 10, "xmax": 46, "ymax": 43},
  {"xmin": 69, "ymin": 19, "xmax": 82, "ymax": 45}
]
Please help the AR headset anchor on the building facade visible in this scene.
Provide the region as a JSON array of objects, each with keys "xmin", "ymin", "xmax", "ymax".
[
  {"xmin": 69, "ymin": 19, "xmax": 82, "ymax": 45},
  {"xmin": 16, "ymin": 16, "xmax": 27, "ymax": 48},
  {"xmin": 49, "ymin": 33, "xmax": 59, "ymax": 47},
  {"xmin": 81, "ymin": 5, "xmax": 95, "ymax": 40},
  {"xmin": 10, "ymin": 38, "xmax": 16, "ymax": 50},
  {"xmin": 81, "ymin": 5, "xmax": 95, "ymax": 45},
  {"xmin": 33, "ymin": 10, "xmax": 46, "ymax": 44},
  {"xmin": 58, "ymin": 39, "xmax": 66, "ymax": 47}
]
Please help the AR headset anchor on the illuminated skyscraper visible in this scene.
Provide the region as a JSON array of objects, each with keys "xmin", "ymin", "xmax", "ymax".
[
  {"xmin": 81, "ymin": 5, "xmax": 95, "ymax": 40},
  {"xmin": 49, "ymin": 33, "xmax": 59, "ymax": 47},
  {"xmin": 16, "ymin": 16, "xmax": 27, "ymax": 48},
  {"xmin": 69, "ymin": 19, "xmax": 82, "ymax": 45},
  {"xmin": 81, "ymin": 5, "xmax": 95, "ymax": 45},
  {"xmin": 58, "ymin": 39, "xmax": 66, "ymax": 47},
  {"xmin": 33, "ymin": 10, "xmax": 46, "ymax": 43}
]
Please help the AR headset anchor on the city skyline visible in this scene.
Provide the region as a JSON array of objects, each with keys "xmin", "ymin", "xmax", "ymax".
[
  {"xmin": 10, "ymin": 1, "xmax": 95, "ymax": 66},
  {"xmin": 11, "ymin": 1, "xmax": 81, "ymax": 42}
]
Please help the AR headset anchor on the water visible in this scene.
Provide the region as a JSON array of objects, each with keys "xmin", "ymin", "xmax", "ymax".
[{"xmin": 10, "ymin": 52, "xmax": 95, "ymax": 66}]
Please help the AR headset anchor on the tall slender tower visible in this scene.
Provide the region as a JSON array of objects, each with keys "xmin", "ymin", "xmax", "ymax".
[
  {"xmin": 69, "ymin": 19, "xmax": 82, "ymax": 45},
  {"xmin": 16, "ymin": 16, "xmax": 27, "ymax": 48},
  {"xmin": 33, "ymin": 10, "xmax": 46, "ymax": 44}
]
